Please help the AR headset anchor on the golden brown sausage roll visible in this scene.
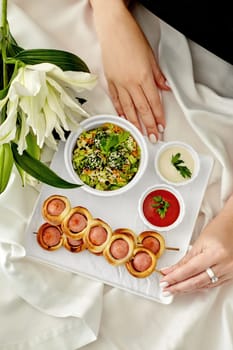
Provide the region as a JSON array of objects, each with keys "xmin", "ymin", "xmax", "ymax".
[
  {"xmin": 103, "ymin": 230, "xmax": 136, "ymax": 266},
  {"xmin": 125, "ymin": 247, "xmax": 157, "ymax": 278},
  {"xmin": 42, "ymin": 194, "xmax": 71, "ymax": 225},
  {"xmin": 84, "ymin": 218, "xmax": 112, "ymax": 255},
  {"xmin": 63, "ymin": 235, "xmax": 86, "ymax": 253},
  {"xmin": 61, "ymin": 206, "xmax": 92, "ymax": 239},
  {"xmin": 137, "ymin": 231, "xmax": 165, "ymax": 258},
  {"xmin": 113, "ymin": 228, "xmax": 137, "ymax": 245},
  {"xmin": 37, "ymin": 222, "xmax": 63, "ymax": 251}
]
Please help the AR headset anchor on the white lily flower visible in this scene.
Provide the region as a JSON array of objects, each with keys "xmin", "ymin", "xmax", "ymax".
[
  {"xmin": 0, "ymin": 97, "xmax": 18, "ymax": 143},
  {"xmin": 0, "ymin": 62, "xmax": 97, "ymax": 153},
  {"xmin": 16, "ymin": 110, "xmax": 30, "ymax": 154}
]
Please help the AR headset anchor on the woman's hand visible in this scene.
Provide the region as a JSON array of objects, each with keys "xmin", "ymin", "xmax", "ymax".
[
  {"xmin": 160, "ymin": 194, "xmax": 233, "ymax": 295},
  {"xmin": 90, "ymin": 0, "xmax": 170, "ymax": 142}
]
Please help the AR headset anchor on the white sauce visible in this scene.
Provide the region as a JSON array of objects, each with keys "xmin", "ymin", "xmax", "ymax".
[{"xmin": 157, "ymin": 146, "xmax": 195, "ymax": 183}]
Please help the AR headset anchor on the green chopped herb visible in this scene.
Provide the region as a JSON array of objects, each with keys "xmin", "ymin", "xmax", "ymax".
[
  {"xmin": 171, "ymin": 153, "xmax": 192, "ymax": 178},
  {"xmin": 152, "ymin": 195, "xmax": 170, "ymax": 219}
]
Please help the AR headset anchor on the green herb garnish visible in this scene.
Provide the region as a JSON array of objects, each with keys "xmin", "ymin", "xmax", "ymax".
[
  {"xmin": 99, "ymin": 131, "xmax": 129, "ymax": 154},
  {"xmin": 152, "ymin": 195, "xmax": 170, "ymax": 219},
  {"xmin": 171, "ymin": 153, "xmax": 192, "ymax": 178}
]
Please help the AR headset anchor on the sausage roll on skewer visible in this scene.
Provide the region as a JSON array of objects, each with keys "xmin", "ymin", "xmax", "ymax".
[
  {"xmin": 84, "ymin": 218, "xmax": 112, "ymax": 255},
  {"xmin": 103, "ymin": 228, "xmax": 136, "ymax": 266},
  {"xmin": 137, "ymin": 231, "xmax": 179, "ymax": 258},
  {"xmin": 113, "ymin": 228, "xmax": 137, "ymax": 245},
  {"xmin": 125, "ymin": 247, "xmax": 157, "ymax": 278},
  {"xmin": 37, "ymin": 222, "xmax": 63, "ymax": 251},
  {"xmin": 42, "ymin": 194, "xmax": 71, "ymax": 225},
  {"xmin": 137, "ymin": 231, "xmax": 165, "ymax": 258},
  {"xmin": 61, "ymin": 206, "xmax": 92, "ymax": 240},
  {"xmin": 63, "ymin": 236, "xmax": 86, "ymax": 253}
]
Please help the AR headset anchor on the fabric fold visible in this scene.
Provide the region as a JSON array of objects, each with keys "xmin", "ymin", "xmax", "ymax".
[
  {"xmin": 1, "ymin": 1, "xmax": 233, "ymax": 349},
  {"xmin": 0, "ymin": 168, "xmax": 104, "ymax": 349},
  {"xmin": 159, "ymin": 21, "xmax": 233, "ymax": 203}
]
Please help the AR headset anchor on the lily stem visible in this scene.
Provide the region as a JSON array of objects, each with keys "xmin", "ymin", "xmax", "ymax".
[
  {"xmin": 1, "ymin": 0, "xmax": 8, "ymax": 86},
  {"xmin": 1, "ymin": 0, "xmax": 8, "ymax": 124}
]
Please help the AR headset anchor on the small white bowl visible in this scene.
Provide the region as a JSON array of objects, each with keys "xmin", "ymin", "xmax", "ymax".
[
  {"xmin": 154, "ymin": 141, "xmax": 200, "ymax": 186},
  {"xmin": 138, "ymin": 184, "xmax": 185, "ymax": 231},
  {"xmin": 64, "ymin": 114, "xmax": 149, "ymax": 197}
]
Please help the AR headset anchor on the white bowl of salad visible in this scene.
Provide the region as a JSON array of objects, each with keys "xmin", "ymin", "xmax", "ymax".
[{"xmin": 64, "ymin": 114, "xmax": 149, "ymax": 196}]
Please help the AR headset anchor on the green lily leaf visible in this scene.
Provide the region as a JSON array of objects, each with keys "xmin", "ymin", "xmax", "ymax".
[
  {"xmin": 8, "ymin": 31, "xmax": 23, "ymax": 52},
  {"xmin": 11, "ymin": 143, "xmax": 82, "ymax": 189},
  {"xmin": 26, "ymin": 133, "xmax": 41, "ymax": 159},
  {"xmin": 15, "ymin": 49, "xmax": 90, "ymax": 72},
  {"xmin": 7, "ymin": 42, "xmax": 23, "ymax": 57},
  {"xmin": 0, "ymin": 85, "xmax": 9, "ymax": 99},
  {"xmin": 0, "ymin": 61, "xmax": 20, "ymax": 99},
  {"xmin": 6, "ymin": 30, "xmax": 24, "ymax": 56},
  {"xmin": 0, "ymin": 143, "xmax": 14, "ymax": 193},
  {"xmin": 14, "ymin": 134, "xmax": 41, "ymax": 186}
]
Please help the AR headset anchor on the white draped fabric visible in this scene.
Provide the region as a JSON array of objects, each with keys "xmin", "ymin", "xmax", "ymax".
[{"xmin": 1, "ymin": 1, "xmax": 233, "ymax": 349}]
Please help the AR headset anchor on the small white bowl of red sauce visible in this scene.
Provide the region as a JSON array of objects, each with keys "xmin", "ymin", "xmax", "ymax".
[{"xmin": 138, "ymin": 184, "xmax": 185, "ymax": 231}]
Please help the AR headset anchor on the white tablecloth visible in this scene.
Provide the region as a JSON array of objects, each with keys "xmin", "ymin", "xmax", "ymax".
[{"xmin": 1, "ymin": 1, "xmax": 233, "ymax": 349}]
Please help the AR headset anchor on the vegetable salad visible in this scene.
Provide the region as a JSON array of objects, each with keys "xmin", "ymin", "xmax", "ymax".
[{"xmin": 72, "ymin": 123, "xmax": 141, "ymax": 191}]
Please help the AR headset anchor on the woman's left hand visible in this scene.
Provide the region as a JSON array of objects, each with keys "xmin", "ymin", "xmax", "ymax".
[{"xmin": 160, "ymin": 194, "xmax": 233, "ymax": 295}]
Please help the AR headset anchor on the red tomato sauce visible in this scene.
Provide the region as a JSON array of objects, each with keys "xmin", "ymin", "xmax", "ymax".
[{"xmin": 142, "ymin": 189, "xmax": 180, "ymax": 227}]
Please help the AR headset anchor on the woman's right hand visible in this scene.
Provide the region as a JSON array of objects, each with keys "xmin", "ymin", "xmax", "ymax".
[{"xmin": 90, "ymin": 0, "xmax": 170, "ymax": 142}]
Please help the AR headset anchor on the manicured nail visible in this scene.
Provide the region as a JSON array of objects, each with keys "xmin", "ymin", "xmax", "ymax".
[
  {"xmin": 158, "ymin": 124, "xmax": 164, "ymax": 133},
  {"xmin": 162, "ymin": 291, "xmax": 172, "ymax": 297},
  {"xmin": 160, "ymin": 281, "xmax": 169, "ymax": 288},
  {"xmin": 149, "ymin": 134, "xmax": 157, "ymax": 144}
]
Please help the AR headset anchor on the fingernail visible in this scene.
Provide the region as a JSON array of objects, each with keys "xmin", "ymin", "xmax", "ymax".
[
  {"xmin": 149, "ymin": 134, "xmax": 157, "ymax": 144},
  {"xmin": 160, "ymin": 266, "xmax": 170, "ymax": 274},
  {"xmin": 157, "ymin": 124, "xmax": 164, "ymax": 133},
  {"xmin": 160, "ymin": 281, "xmax": 169, "ymax": 288},
  {"xmin": 162, "ymin": 291, "xmax": 172, "ymax": 297},
  {"xmin": 165, "ymin": 80, "xmax": 171, "ymax": 88}
]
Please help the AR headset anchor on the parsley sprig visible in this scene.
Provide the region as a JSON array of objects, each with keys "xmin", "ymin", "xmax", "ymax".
[
  {"xmin": 99, "ymin": 130, "xmax": 130, "ymax": 154},
  {"xmin": 171, "ymin": 153, "xmax": 192, "ymax": 179},
  {"xmin": 152, "ymin": 195, "xmax": 170, "ymax": 219}
]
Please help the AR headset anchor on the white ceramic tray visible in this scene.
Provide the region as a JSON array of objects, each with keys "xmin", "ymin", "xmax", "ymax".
[{"xmin": 25, "ymin": 140, "xmax": 213, "ymax": 304}]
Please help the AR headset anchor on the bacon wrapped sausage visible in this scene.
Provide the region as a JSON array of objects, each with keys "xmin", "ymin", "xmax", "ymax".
[
  {"xmin": 37, "ymin": 222, "xmax": 63, "ymax": 251},
  {"xmin": 42, "ymin": 194, "xmax": 71, "ymax": 225},
  {"xmin": 125, "ymin": 247, "xmax": 157, "ymax": 278}
]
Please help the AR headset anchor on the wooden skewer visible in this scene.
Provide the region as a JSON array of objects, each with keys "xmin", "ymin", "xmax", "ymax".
[
  {"xmin": 165, "ymin": 246, "xmax": 180, "ymax": 251},
  {"xmin": 137, "ymin": 243, "xmax": 180, "ymax": 252}
]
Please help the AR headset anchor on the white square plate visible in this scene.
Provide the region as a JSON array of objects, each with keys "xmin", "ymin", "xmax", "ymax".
[{"xmin": 25, "ymin": 140, "xmax": 213, "ymax": 304}]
